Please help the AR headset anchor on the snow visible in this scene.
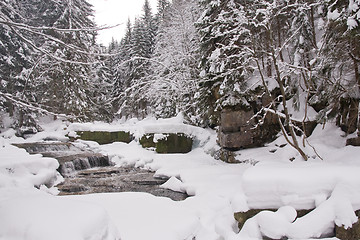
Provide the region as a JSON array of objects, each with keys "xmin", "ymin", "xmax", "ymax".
[
  {"xmin": 239, "ymin": 206, "xmax": 297, "ymax": 239},
  {"xmin": 1, "ymin": 115, "xmax": 360, "ymax": 239},
  {"xmin": 0, "ymin": 141, "xmax": 61, "ymax": 189},
  {"xmin": 64, "ymin": 192, "xmax": 199, "ymax": 240},
  {"xmin": 347, "ymin": 17, "xmax": 358, "ymax": 30},
  {"xmin": 67, "ymin": 113, "xmax": 209, "ymax": 145},
  {"xmin": 0, "ymin": 189, "xmax": 119, "ymax": 240}
]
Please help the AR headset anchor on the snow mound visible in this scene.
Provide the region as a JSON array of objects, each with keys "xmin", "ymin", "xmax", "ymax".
[
  {"xmin": 64, "ymin": 192, "xmax": 199, "ymax": 240},
  {"xmin": 239, "ymin": 183, "xmax": 358, "ymax": 239},
  {"xmin": 242, "ymin": 162, "xmax": 360, "ymax": 210},
  {"xmin": 0, "ymin": 191, "xmax": 119, "ymax": 240},
  {"xmin": 0, "ymin": 140, "xmax": 61, "ymax": 190},
  {"xmin": 239, "ymin": 206, "xmax": 297, "ymax": 239},
  {"xmin": 161, "ymin": 176, "xmax": 186, "ymax": 193}
]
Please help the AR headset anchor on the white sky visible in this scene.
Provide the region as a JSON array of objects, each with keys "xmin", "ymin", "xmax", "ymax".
[{"xmin": 88, "ymin": 0, "xmax": 158, "ymax": 46}]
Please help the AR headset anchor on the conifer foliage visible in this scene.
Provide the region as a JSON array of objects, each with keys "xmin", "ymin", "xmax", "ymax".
[{"xmin": 0, "ymin": 0, "xmax": 109, "ymax": 130}]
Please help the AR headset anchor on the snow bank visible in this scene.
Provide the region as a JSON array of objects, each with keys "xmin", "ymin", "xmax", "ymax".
[
  {"xmin": 0, "ymin": 190, "xmax": 119, "ymax": 240},
  {"xmin": 0, "ymin": 135, "xmax": 119, "ymax": 240},
  {"xmin": 65, "ymin": 192, "xmax": 199, "ymax": 240},
  {"xmin": 242, "ymin": 123, "xmax": 360, "ymax": 210},
  {"xmin": 238, "ymin": 183, "xmax": 358, "ymax": 239},
  {"xmin": 242, "ymin": 162, "xmax": 360, "ymax": 210},
  {"xmin": 0, "ymin": 140, "xmax": 61, "ymax": 189}
]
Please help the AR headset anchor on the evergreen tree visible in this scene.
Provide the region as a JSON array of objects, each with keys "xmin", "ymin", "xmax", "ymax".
[
  {"xmin": 146, "ymin": 0, "xmax": 201, "ymax": 122},
  {"xmin": 27, "ymin": 0, "xmax": 99, "ymax": 119},
  {"xmin": 116, "ymin": 0, "xmax": 157, "ymax": 119},
  {"xmin": 313, "ymin": 0, "xmax": 360, "ymax": 134},
  {"xmin": 0, "ymin": 0, "xmax": 110, "ymax": 129},
  {"xmin": 196, "ymin": 0, "xmax": 253, "ymax": 127},
  {"xmin": 0, "ymin": 0, "xmax": 35, "ymax": 113},
  {"xmin": 156, "ymin": 0, "xmax": 171, "ymax": 24}
]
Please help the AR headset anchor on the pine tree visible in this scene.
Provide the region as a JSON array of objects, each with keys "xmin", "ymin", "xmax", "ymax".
[
  {"xmin": 314, "ymin": 0, "xmax": 360, "ymax": 134},
  {"xmin": 116, "ymin": 0, "xmax": 157, "ymax": 119},
  {"xmin": 0, "ymin": 0, "xmax": 35, "ymax": 110},
  {"xmin": 146, "ymin": 0, "xmax": 201, "ymax": 122},
  {"xmin": 27, "ymin": 0, "xmax": 99, "ymax": 119},
  {"xmin": 196, "ymin": 0, "xmax": 254, "ymax": 127},
  {"xmin": 0, "ymin": 0, "xmax": 111, "ymax": 129}
]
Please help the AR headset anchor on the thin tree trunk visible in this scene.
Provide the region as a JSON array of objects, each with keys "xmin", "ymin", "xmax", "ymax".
[{"xmin": 268, "ymin": 29, "xmax": 308, "ymax": 161}]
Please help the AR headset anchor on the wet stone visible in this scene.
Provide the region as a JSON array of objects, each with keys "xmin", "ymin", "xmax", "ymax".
[{"xmin": 57, "ymin": 166, "xmax": 189, "ymax": 201}]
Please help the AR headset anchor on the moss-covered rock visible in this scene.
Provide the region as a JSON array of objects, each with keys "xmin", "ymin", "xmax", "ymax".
[
  {"xmin": 139, "ymin": 134, "xmax": 156, "ymax": 148},
  {"xmin": 140, "ymin": 133, "xmax": 193, "ymax": 153},
  {"xmin": 336, "ymin": 210, "xmax": 360, "ymax": 240},
  {"xmin": 76, "ymin": 131, "xmax": 134, "ymax": 144}
]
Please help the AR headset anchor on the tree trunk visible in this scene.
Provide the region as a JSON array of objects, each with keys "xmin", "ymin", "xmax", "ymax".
[{"xmin": 268, "ymin": 29, "xmax": 308, "ymax": 161}]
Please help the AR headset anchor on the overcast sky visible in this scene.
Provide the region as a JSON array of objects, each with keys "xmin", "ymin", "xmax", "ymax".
[{"xmin": 88, "ymin": 0, "xmax": 158, "ymax": 46}]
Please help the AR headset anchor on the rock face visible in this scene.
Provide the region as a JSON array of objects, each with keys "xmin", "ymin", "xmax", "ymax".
[
  {"xmin": 76, "ymin": 131, "xmax": 134, "ymax": 144},
  {"xmin": 218, "ymin": 107, "xmax": 279, "ymax": 150},
  {"xmin": 139, "ymin": 133, "xmax": 193, "ymax": 153}
]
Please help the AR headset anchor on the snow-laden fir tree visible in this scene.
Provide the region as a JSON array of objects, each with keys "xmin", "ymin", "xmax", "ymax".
[
  {"xmin": 0, "ymin": 0, "xmax": 112, "ymax": 131},
  {"xmin": 27, "ymin": 0, "xmax": 99, "ymax": 119},
  {"xmin": 196, "ymin": 0, "xmax": 254, "ymax": 127},
  {"xmin": 313, "ymin": 0, "xmax": 360, "ymax": 134},
  {"xmin": 145, "ymin": 0, "xmax": 201, "ymax": 122},
  {"xmin": 0, "ymin": 0, "xmax": 36, "ymax": 124},
  {"xmin": 116, "ymin": 0, "xmax": 157, "ymax": 119}
]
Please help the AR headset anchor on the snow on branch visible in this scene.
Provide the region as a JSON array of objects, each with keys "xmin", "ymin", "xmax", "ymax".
[
  {"xmin": 0, "ymin": 92, "xmax": 75, "ymax": 120},
  {"xmin": 0, "ymin": 19, "xmax": 121, "ymax": 33}
]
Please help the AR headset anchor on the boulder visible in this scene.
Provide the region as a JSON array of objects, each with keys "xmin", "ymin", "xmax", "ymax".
[
  {"xmin": 234, "ymin": 208, "xmax": 313, "ymax": 231},
  {"xmin": 293, "ymin": 120, "xmax": 318, "ymax": 137},
  {"xmin": 346, "ymin": 137, "xmax": 360, "ymax": 147},
  {"xmin": 220, "ymin": 109, "xmax": 254, "ymax": 133},
  {"xmin": 140, "ymin": 133, "xmax": 193, "ymax": 153},
  {"xmin": 76, "ymin": 131, "xmax": 134, "ymax": 144}
]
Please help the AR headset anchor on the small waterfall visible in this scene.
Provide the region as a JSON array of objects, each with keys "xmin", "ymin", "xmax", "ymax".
[
  {"xmin": 14, "ymin": 142, "xmax": 112, "ymax": 177},
  {"xmin": 14, "ymin": 142, "xmax": 76, "ymax": 154},
  {"xmin": 88, "ymin": 155, "xmax": 111, "ymax": 168},
  {"xmin": 58, "ymin": 162, "xmax": 76, "ymax": 177}
]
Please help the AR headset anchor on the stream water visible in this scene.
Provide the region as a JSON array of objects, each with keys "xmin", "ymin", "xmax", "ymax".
[{"xmin": 15, "ymin": 141, "xmax": 188, "ymax": 201}]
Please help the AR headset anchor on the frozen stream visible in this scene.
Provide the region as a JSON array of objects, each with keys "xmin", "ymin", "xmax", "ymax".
[{"xmin": 14, "ymin": 141, "xmax": 188, "ymax": 201}]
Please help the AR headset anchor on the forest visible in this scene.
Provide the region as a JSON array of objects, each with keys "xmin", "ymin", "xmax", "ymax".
[
  {"xmin": 0, "ymin": 0, "xmax": 360, "ymax": 150},
  {"xmin": 1, "ymin": 1, "xmax": 360, "ymax": 239}
]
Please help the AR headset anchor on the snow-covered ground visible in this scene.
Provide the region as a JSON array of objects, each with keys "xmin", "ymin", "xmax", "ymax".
[{"xmin": 0, "ymin": 114, "xmax": 359, "ymax": 240}]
